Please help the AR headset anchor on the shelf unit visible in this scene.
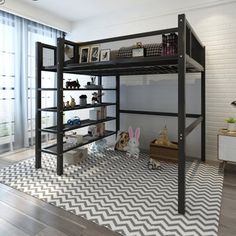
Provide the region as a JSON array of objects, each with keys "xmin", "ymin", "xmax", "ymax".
[{"xmin": 35, "ymin": 14, "xmax": 205, "ymax": 215}]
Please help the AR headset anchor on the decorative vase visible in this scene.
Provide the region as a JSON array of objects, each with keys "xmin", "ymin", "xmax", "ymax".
[{"xmin": 227, "ymin": 123, "xmax": 235, "ymax": 131}]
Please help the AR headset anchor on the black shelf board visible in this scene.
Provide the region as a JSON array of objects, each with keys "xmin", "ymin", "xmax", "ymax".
[
  {"xmin": 42, "ymin": 54, "xmax": 204, "ymax": 76},
  {"xmin": 40, "ymin": 116, "xmax": 116, "ymax": 133},
  {"xmin": 38, "ymin": 88, "xmax": 116, "ymax": 91},
  {"xmin": 41, "ymin": 130, "xmax": 116, "ymax": 155},
  {"xmin": 39, "ymin": 102, "xmax": 116, "ymax": 112}
]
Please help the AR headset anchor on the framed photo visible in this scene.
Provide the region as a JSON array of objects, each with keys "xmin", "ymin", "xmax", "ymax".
[
  {"xmin": 132, "ymin": 48, "xmax": 144, "ymax": 57},
  {"xmin": 100, "ymin": 49, "xmax": 111, "ymax": 62},
  {"xmin": 79, "ymin": 47, "xmax": 90, "ymax": 63},
  {"xmin": 64, "ymin": 44, "xmax": 74, "ymax": 62},
  {"xmin": 90, "ymin": 45, "xmax": 100, "ymax": 62}
]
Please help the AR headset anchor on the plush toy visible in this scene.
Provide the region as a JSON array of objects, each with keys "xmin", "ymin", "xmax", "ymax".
[
  {"xmin": 124, "ymin": 126, "xmax": 140, "ymax": 158},
  {"xmin": 115, "ymin": 131, "xmax": 129, "ymax": 151}
]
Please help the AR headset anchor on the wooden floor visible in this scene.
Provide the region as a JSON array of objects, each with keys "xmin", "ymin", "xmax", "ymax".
[{"xmin": 0, "ymin": 148, "xmax": 235, "ymax": 236}]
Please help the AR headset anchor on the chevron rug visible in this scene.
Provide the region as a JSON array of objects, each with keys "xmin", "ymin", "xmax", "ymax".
[{"xmin": 0, "ymin": 150, "xmax": 223, "ymax": 236}]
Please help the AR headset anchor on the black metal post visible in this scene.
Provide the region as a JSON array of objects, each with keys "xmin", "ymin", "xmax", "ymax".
[
  {"xmin": 98, "ymin": 76, "xmax": 102, "ymax": 103},
  {"xmin": 201, "ymin": 47, "xmax": 206, "ymax": 162},
  {"xmin": 35, "ymin": 42, "xmax": 42, "ymax": 169},
  {"xmin": 116, "ymin": 75, "xmax": 120, "ymax": 133},
  {"xmin": 178, "ymin": 14, "xmax": 186, "ymax": 215},
  {"xmin": 56, "ymin": 38, "xmax": 65, "ymax": 175}
]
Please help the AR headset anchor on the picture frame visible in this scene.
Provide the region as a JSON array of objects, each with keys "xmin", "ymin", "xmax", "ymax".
[
  {"xmin": 100, "ymin": 49, "xmax": 111, "ymax": 62},
  {"xmin": 132, "ymin": 47, "xmax": 144, "ymax": 57},
  {"xmin": 90, "ymin": 45, "xmax": 100, "ymax": 62},
  {"xmin": 79, "ymin": 47, "xmax": 90, "ymax": 63}
]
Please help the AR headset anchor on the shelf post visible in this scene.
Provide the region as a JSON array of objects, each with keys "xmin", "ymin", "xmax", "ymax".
[
  {"xmin": 35, "ymin": 42, "xmax": 42, "ymax": 169},
  {"xmin": 201, "ymin": 47, "xmax": 206, "ymax": 162},
  {"xmin": 98, "ymin": 76, "xmax": 102, "ymax": 103},
  {"xmin": 116, "ymin": 75, "xmax": 120, "ymax": 133},
  {"xmin": 56, "ymin": 38, "xmax": 65, "ymax": 175},
  {"xmin": 178, "ymin": 14, "xmax": 186, "ymax": 215}
]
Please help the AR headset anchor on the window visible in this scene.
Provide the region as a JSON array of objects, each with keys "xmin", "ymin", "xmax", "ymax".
[{"xmin": 0, "ymin": 10, "xmax": 63, "ymax": 153}]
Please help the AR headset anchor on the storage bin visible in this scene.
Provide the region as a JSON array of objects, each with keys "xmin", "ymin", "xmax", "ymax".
[{"xmin": 150, "ymin": 139, "xmax": 178, "ymax": 162}]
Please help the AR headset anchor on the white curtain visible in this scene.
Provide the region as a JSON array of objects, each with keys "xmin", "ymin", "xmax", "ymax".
[{"xmin": 0, "ymin": 10, "xmax": 63, "ymax": 154}]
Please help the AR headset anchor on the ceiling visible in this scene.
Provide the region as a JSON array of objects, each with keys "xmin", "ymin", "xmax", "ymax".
[{"xmin": 17, "ymin": 0, "xmax": 147, "ymax": 22}]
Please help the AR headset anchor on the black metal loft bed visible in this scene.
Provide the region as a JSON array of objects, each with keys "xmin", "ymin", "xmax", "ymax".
[{"xmin": 35, "ymin": 14, "xmax": 205, "ymax": 215}]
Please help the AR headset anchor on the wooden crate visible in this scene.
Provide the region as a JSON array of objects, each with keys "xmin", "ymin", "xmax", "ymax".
[{"xmin": 150, "ymin": 140, "xmax": 178, "ymax": 162}]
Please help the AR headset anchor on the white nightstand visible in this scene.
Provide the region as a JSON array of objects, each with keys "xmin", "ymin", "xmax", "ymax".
[{"xmin": 218, "ymin": 129, "xmax": 236, "ymax": 169}]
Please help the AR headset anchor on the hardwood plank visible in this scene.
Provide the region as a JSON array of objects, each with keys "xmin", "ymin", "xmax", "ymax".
[
  {"xmin": 0, "ymin": 189, "xmax": 85, "ymax": 236},
  {"xmin": 218, "ymin": 163, "xmax": 236, "ymax": 236},
  {"xmin": 0, "ymin": 184, "xmax": 120, "ymax": 236},
  {"xmin": 0, "ymin": 218, "xmax": 30, "ymax": 236},
  {"xmin": 35, "ymin": 226, "xmax": 68, "ymax": 236},
  {"xmin": 0, "ymin": 201, "xmax": 45, "ymax": 236}
]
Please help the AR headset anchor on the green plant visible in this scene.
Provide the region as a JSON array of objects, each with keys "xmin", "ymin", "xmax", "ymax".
[{"xmin": 225, "ymin": 117, "xmax": 236, "ymax": 123}]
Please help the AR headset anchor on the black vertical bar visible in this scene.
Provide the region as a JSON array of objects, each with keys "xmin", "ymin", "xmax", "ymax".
[
  {"xmin": 98, "ymin": 76, "xmax": 102, "ymax": 103},
  {"xmin": 116, "ymin": 75, "xmax": 120, "ymax": 133},
  {"xmin": 56, "ymin": 38, "xmax": 64, "ymax": 175},
  {"xmin": 201, "ymin": 47, "xmax": 206, "ymax": 162},
  {"xmin": 35, "ymin": 42, "xmax": 42, "ymax": 169},
  {"xmin": 178, "ymin": 14, "xmax": 186, "ymax": 215}
]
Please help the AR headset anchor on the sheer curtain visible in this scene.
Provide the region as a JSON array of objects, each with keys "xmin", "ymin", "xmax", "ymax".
[{"xmin": 0, "ymin": 10, "xmax": 63, "ymax": 154}]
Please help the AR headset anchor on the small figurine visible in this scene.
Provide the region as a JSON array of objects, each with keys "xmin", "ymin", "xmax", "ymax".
[
  {"xmin": 65, "ymin": 101, "xmax": 70, "ymax": 108},
  {"xmin": 66, "ymin": 79, "xmax": 80, "ymax": 89},
  {"xmin": 155, "ymin": 124, "xmax": 178, "ymax": 148},
  {"xmin": 70, "ymin": 96, "xmax": 76, "ymax": 108},
  {"xmin": 85, "ymin": 76, "xmax": 103, "ymax": 89},
  {"xmin": 91, "ymin": 92, "xmax": 104, "ymax": 104},
  {"xmin": 124, "ymin": 126, "xmax": 140, "ymax": 158}
]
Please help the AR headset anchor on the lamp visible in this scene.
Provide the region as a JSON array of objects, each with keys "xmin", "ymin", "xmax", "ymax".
[{"xmin": 231, "ymin": 101, "xmax": 236, "ymax": 107}]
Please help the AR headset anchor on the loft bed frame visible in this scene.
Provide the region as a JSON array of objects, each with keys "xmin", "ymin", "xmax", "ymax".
[{"xmin": 35, "ymin": 14, "xmax": 205, "ymax": 215}]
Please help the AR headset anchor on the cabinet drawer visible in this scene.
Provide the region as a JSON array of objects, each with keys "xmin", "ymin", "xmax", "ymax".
[{"xmin": 218, "ymin": 135, "xmax": 236, "ymax": 162}]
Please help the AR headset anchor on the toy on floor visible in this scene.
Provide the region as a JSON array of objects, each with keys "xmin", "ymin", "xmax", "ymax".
[
  {"xmin": 155, "ymin": 125, "xmax": 178, "ymax": 148},
  {"xmin": 114, "ymin": 131, "xmax": 129, "ymax": 151},
  {"xmin": 90, "ymin": 139, "xmax": 107, "ymax": 152},
  {"xmin": 124, "ymin": 126, "xmax": 140, "ymax": 158},
  {"xmin": 148, "ymin": 158, "xmax": 161, "ymax": 170}
]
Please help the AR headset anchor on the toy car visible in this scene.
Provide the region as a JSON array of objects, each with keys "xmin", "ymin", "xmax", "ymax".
[
  {"xmin": 148, "ymin": 158, "xmax": 161, "ymax": 170},
  {"xmin": 67, "ymin": 116, "xmax": 81, "ymax": 125}
]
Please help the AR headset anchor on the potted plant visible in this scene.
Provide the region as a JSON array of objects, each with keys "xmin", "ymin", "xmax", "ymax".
[{"xmin": 225, "ymin": 117, "xmax": 236, "ymax": 131}]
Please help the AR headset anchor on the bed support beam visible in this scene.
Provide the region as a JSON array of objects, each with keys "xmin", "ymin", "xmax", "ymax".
[
  {"xmin": 178, "ymin": 14, "xmax": 186, "ymax": 215},
  {"xmin": 120, "ymin": 110, "xmax": 200, "ymax": 118},
  {"xmin": 56, "ymin": 38, "xmax": 65, "ymax": 176},
  {"xmin": 185, "ymin": 116, "xmax": 203, "ymax": 136},
  {"xmin": 201, "ymin": 47, "xmax": 206, "ymax": 162},
  {"xmin": 116, "ymin": 75, "xmax": 120, "ymax": 133},
  {"xmin": 35, "ymin": 42, "xmax": 42, "ymax": 169}
]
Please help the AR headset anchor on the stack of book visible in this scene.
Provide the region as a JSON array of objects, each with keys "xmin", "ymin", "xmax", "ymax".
[{"xmin": 89, "ymin": 106, "xmax": 107, "ymax": 120}]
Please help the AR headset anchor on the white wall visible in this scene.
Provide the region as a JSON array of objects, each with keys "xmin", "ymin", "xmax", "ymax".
[
  {"xmin": 69, "ymin": 0, "xmax": 236, "ymax": 160},
  {"xmin": 0, "ymin": 0, "xmax": 71, "ymax": 32}
]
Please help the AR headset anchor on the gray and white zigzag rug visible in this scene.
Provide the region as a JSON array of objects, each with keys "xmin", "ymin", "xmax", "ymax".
[{"xmin": 0, "ymin": 150, "xmax": 223, "ymax": 236}]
